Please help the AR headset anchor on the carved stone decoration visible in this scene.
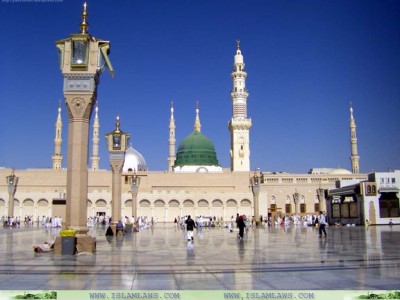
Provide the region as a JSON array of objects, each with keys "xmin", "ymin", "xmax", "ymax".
[
  {"xmin": 63, "ymin": 74, "xmax": 98, "ymax": 93},
  {"xmin": 110, "ymin": 153, "xmax": 125, "ymax": 161},
  {"xmin": 229, "ymin": 119, "xmax": 252, "ymax": 131},
  {"xmin": 71, "ymin": 97, "xmax": 86, "ymax": 114},
  {"xmin": 65, "ymin": 95, "xmax": 96, "ymax": 120},
  {"xmin": 110, "ymin": 161, "xmax": 124, "ymax": 173}
]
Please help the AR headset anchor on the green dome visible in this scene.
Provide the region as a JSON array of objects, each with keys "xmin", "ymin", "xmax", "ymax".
[{"xmin": 174, "ymin": 131, "xmax": 219, "ymax": 167}]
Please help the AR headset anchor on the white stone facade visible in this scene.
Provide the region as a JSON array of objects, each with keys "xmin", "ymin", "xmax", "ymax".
[{"xmin": 362, "ymin": 170, "xmax": 400, "ymax": 225}]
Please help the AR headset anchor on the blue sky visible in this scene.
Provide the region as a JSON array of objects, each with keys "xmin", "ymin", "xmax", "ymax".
[{"xmin": 0, "ymin": 0, "xmax": 399, "ymax": 173}]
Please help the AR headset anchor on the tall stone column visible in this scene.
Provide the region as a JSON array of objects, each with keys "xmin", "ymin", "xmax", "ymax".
[
  {"xmin": 293, "ymin": 191, "xmax": 300, "ymax": 215},
  {"xmin": 132, "ymin": 193, "xmax": 138, "ymax": 221},
  {"xmin": 7, "ymin": 189, "xmax": 15, "ymax": 219},
  {"xmin": 130, "ymin": 175, "xmax": 140, "ymax": 221},
  {"xmin": 317, "ymin": 186, "xmax": 326, "ymax": 212},
  {"xmin": 105, "ymin": 116, "xmax": 130, "ymax": 232},
  {"xmin": 56, "ymin": 3, "xmax": 114, "ymax": 234},
  {"xmin": 110, "ymin": 158, "xmax": 124, "ymax": 224},
  {"xmin": 6, "ymin": 171, "xmax": 18, "ymax": 219},
  {"xmin": 64, "ymin": 88, "xmax": 97, "ymax": 234},
  {"xmin": 251, "ymin": 171, "xmax": 261, "ymax": 226}
]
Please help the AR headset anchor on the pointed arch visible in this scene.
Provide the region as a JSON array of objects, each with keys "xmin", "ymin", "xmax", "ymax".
[{"xmin": 168, "ymin": 199, "xmax": 181, "ymax": 222}]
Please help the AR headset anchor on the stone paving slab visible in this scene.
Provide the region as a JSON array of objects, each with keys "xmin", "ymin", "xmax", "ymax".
[{"xmin": 0, "ymin": 224, "xmax": 399, "ymax": 290}]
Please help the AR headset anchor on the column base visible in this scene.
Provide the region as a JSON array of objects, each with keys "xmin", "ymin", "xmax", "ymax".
[
  {"xmin": 54, "ymin": 235, "xmax": 96, "ymax": 254},
  {"xmin": 68, "ymin": 226, "xmax": 89, "ymax": 235}
]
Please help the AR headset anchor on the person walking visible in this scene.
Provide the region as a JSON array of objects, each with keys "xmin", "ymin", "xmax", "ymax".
[
  {"xmin": 185, "ymin": 215, "xmax": 196, "ymax": 241},
  {"xmin": 318, "ymin": 211, "xmax": 327, "ymax": 238},
  {"xmin": 237, "ymin": 215, "xmax": 246, "ymax": 239}
]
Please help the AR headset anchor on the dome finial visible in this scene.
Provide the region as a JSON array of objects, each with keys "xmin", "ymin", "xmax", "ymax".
[
  {"xmin": 236, "ymin": 39, "xmax": 240, "ymax": 50},
  {"xmin": 115, "ymin": 114, "xmax": 121, "ymax": 132},
  {"xmin": 80, "ymin": 2, "xmax": 89, "ymax": 34},
  {"xmin": 350, "ymin": 102, "xmax": 354, "ymax": 119},
  {"xmin": 95, "ymin": 103, "xmax": 99, "ymax": 118},
  {"xmin": 194, "ymin": 101, "xmax": 201, "ymax": 133},
  {"xmin": 170, "ymin": 101, "xmax": 174, "ymax": 118}
]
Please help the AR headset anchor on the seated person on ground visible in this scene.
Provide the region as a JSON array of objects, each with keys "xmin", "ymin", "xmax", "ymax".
[{"xmin": 33, "ymin": 242, "xmax": 53, "ymax": 253}]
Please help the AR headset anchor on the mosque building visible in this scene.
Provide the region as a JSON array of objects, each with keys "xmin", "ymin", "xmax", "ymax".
[{"xmin": 0, "ymin": 6, "xmax": 398, "ymax": 227}]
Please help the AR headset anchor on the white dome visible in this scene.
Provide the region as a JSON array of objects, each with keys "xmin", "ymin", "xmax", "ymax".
[
  {"xmin": 329, "ymin": 168, "xmax": 352, "ymax": 175},
  {"xmin": 122, "ymin": 146, "xmax": 147, "ymax": 172}
]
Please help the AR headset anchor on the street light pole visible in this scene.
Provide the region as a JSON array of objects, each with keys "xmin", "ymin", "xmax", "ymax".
[
  {"xmin": 251, "ymin": 169, "xmax": 261, "ymax": 227},
  {"xmin": 6, "ymin": 170, "xmax": 18, "ymax": 221},
  {"xmin": 55, "ymin": 2, "xmax": 114, "ymax": 234},
  {"xmin": 105, "ymin": 116, "xmax": 130, "ymax": 234},
  {"xmin": 317, "ymin": 184, "xmax": 326, "ymax": 212},
  {"xmin": 130, "ymin": 174, "xmax": 140, "ymax": 228},
  {"xmin": 293, "ymin": 190, "xmax": 300, "ymax": 215}
]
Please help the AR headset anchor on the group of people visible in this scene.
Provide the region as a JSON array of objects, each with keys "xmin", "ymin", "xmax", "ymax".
[
  {"xmin": 179, "ymin": 214, "xmax": 251, "ymax": 241},
  {"xmin": 105, "ymin": 215, "xmax": 161, "ymax": 236},
  {"xmin": 233, "ymin": 212, "xmax": 329, "ymax": 239},
  {"xmin": 260, "ymin": 214, "xmax": 326, "ymax": 228},
  {"xmin": 1, "ymin": 215, "xmax": 64, "ymax": 228},
  {"xmin": 2, "ymin": 216, "xmax": 19, "ymax": 227},
  {"xmin": 175, "ymin": 215, "xmax": 227, "ymax": 229},
  {"xmin": 4, "ymin": 210, "xmax": 329, "ymax": 241}
]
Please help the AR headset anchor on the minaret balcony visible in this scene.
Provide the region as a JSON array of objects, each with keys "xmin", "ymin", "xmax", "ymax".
[
  {"xmin": 230, "ymin": 91, "xmax": 249, "ymax": 99},
  {"xmin": 231, "ymin": 72, "xmax": 247, "ymax": 79}
]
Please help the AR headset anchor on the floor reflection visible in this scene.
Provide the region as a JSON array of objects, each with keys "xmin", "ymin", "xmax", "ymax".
[{"xmin": 0, "ymin": 225, "xmax": 399, "ymax": 290}]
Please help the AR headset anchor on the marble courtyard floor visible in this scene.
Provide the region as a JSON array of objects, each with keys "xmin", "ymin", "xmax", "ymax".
[{"xmin": 0, "ymin": 224, "xmax": 399, "ymax": 290}]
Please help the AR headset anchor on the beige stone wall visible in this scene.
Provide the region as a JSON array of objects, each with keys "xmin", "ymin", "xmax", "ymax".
[{"xmin": 0, "ymin": 168, "xmax": 368, "ymax": 222}]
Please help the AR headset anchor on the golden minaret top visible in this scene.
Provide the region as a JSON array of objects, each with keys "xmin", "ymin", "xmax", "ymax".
[{"xmin": 80, "ymin": 2, "xmax": 89, "ymax": 34}]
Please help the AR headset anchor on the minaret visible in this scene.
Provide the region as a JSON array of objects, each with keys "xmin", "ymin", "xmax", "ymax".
[
  {"xmin": 52, "ymin": 101, "xmax": 63, "ymax": 170},
  {"xmin": 194, "ymin": 101, "xmax": 201, "ymax": 132},
  {"xmin": 228, "ymin": 40, "xmax": 252, "ymax": 171},
  {"xmin": 91, "ymin": 104, "xmax": 100, "ymax": 170},
  {"xmin": 168, "ymin": 101, "xmax": 176, "ymax": 172},
  {"xmin": 350, "ymin": 103, "xmax": 360, "ymax": 174}
]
